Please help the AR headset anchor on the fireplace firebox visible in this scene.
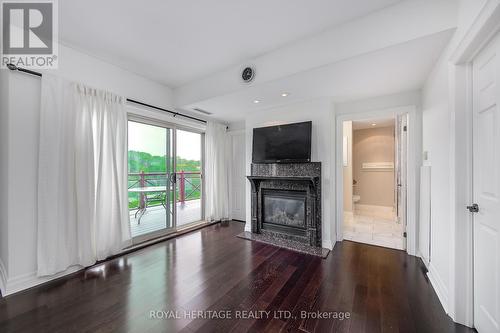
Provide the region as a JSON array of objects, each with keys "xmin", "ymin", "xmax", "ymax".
[{"xmin": 262, "ymin": 189, "xmax": 307, "ymax": 234}]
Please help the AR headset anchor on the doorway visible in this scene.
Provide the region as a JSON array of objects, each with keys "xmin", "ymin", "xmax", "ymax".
[
  {"xmin": 341, "ymin": 116, "xmax": 407, "ymax": 250},
  {"xmin": 127, "ymin": 117, "xmax": 204, "ymax": 244}
]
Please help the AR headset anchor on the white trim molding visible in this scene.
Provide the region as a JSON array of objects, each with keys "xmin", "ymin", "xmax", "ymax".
[
  {"xmin": 335, "ymin": 105, "xmax": 420, "ymax": 256},
  {"xmin": 0, "ymin": 258, "xmax": 7, "ymax": 295},
  {"xmin": 322, "ymin": 239, "xmax": 334, "ymax": 250},
  {"xmin": 2, "ymin": 266, "xmax": 82, "ymax": 297},
  {"xmin": 446, "ymin": 0, "xmax": 500, "ymax": 327},
  {"xmin": 450, "ymin": 0, "xmax": 500, "ymax": 65},
  {"xmin": 428, "ymin": 263, "xmax": 450, "ymax": 315}
]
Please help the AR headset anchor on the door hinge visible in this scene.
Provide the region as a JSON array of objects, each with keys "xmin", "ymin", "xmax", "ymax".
[
  {"xmin": 403, "ymin": 231, "xmax": 407, "ymax": 238},
  {"xmin": 403, "ymin": 125, "xmax": 407, "ymax": 132}
]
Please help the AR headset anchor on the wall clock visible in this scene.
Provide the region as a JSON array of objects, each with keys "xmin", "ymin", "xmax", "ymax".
[{"xmin": 241, "ymin": 66, "xmax": 255, "ymax": 83}]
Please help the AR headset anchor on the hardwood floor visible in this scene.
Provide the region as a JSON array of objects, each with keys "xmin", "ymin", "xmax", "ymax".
[{"xmin": 0, "ymin": 221, "xmax": 473, "ymax": 333}]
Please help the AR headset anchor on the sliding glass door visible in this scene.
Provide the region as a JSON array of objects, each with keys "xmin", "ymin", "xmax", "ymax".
[
  {"xmin": 175, "ymin": 129, "xmax": 203, "ymax": 227},
  {"xmin": 127, "ymin": 117, "xmax": 204, "ymax": 243}
]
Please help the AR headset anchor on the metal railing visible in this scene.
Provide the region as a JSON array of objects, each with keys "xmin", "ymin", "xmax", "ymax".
[{"xmin": 128, "ymin": 171, "xmax": 201, "ymax": 210}]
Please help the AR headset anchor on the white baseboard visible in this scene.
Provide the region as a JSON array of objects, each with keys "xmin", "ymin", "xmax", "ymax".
[
  {"xmin": 418, "ymin": 250, "xmax": 430, "ymax": 269},
  {"xmin": 0, "ymin": 258, "xmax": 7, "ymax": 295},
  {"xmin": 322, "ymin": 239, "xmax": 334, "ymax": 250},
  {"xmin": 427, "ymin": 263, "xmax": 449, "ymax": 315},
  {"xmin": 2, "ymin": 265, "xmax": 82, "ymax": 297}
]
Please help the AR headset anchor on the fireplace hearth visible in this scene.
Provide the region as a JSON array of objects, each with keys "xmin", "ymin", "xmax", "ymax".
[{"xmin": 244, "ymin": 163, "xmax": 325, "ymax": 255}]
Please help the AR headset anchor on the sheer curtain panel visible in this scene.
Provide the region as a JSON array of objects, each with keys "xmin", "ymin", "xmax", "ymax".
[
  {"xmin": 37, "ymin": 74, "xmax": 131, "ymax": 276},
  {"xmin": 204, "ymin": 121, "xmax": 230, "ymax": 222}
]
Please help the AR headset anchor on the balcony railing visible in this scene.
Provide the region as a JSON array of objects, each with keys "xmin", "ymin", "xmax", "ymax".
[{"xmin": 128, "ymin": 171, "xmax": 201, "ymax": 210}]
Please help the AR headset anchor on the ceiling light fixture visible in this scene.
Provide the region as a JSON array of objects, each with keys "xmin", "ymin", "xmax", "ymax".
[
  {"xmin": 281, "ymin": 92, "xmax": 289, "ymax": 97},
  {"xmin": 371, "ymin": 123, "xmax": 377, "ymax": 126},
  {"xmin": 253, "ymin": 100, "xmax": 260, "ymax": 104}
]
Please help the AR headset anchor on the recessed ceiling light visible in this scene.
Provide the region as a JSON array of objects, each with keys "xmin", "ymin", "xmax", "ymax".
[
  {"xmin": 281, "ymin": 92, "xmax": 289, "ymax": 97},
  {"xmin": 253, "ymin": 100, "xmax": 260, "ymax": 104},
  {"xmin": 371, "ymin": 123, "xmax": 377, "ymax": 126}
]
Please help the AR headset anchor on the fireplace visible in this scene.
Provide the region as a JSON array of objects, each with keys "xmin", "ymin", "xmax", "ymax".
[
  {"xmin": 246, "ymin": 162, "xmax": 322, "ymax": 249},
  {"xmin": 262, "ymin": 190, "xmax": 307, "ymax": 234}
]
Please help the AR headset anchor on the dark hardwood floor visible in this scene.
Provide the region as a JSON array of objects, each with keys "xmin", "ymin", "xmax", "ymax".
[{"xmin": 0, "ymin": 221, "xmax": 474, "ymax": 333}]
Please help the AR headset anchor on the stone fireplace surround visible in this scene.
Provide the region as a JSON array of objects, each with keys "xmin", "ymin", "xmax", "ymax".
[{"xmin": 239, "ymin": 162, "xmax": 329, "ymax": 258}]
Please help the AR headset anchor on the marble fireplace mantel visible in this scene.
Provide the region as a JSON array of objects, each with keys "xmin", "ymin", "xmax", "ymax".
[
  {"xmin": 243, "ymin": 163, "xmax": 325, "ymax": 256},
  {"xmin": 246, "ymin": 175, "xmax": 319, "ymax": 192}
]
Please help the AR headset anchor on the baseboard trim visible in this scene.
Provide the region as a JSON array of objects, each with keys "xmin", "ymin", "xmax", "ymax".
[
  {"xmin": 1, "ymin": 220, "xmax": 223, "ymax": 298},
  {"xmin": 322, "ymin": 239, "xmax": 334, "ymax": 250},
  {"xmin": 418, "ymin": 250, "xmax": 430, "ymax": 269},
  {"xmin": 0, "ymin": 258, "xmax": 7, "ymax": 295},
  {"xmin": 427, "ymin": 263, "xmax": 450, "ymax": 315},
  {"xmin": 3, "ymin": 266, "xmax": 82, "ymax": 297}
]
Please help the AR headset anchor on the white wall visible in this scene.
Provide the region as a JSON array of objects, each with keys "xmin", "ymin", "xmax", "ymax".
[
  {"xmin": 335, "ymin": 90, "xmax": 421, "ymax": 115},
  {"xmin": 244, "ymin": 98, "xmax": 336, "ymax": 249},
  {"xmin": 422, "ymin": 47, "xmax": 453, "ymax": 312},
  {"xmin": 0, "ymin": 44, "xmax": 174, "ymax": 296},
  {"xmin": 0, "ymin": 69, "xmax": 10, "ymax": 291},
  {"xmin": 50, "ymin": 44, "xmax": 174, "ymax": 108},
  {"xmin": 420, "ymin": 0, "xmax": 489, "ymax": 325},
  {"xmin": 228, "ymin": 130, "xmax": 246, "ymax": 221}
]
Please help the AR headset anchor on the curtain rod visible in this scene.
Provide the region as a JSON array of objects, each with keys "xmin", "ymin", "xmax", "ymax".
[{"xmin": 6, "ymin": 63, "xmax": 207, "ymax": 124}]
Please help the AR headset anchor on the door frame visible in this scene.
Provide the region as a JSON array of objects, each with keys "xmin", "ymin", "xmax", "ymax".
[
  {"xmin": 448, "ymin": 0, "xmax": 500, "ymax": 327},
  {"xmin": 335, "ymin": 105, "xmax": 419, "ymax": 255},
  {"xmin": 127, "ymin": 113, "xmax": 206, "ymax": 244}
]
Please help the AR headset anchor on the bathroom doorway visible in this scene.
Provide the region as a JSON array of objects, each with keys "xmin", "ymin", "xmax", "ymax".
[{"xmin": 341, "ymin": 115, "xmax": 407, "ymax": 250}]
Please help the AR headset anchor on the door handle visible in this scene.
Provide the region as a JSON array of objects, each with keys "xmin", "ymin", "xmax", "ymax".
[{"xmin": 467, "ymin": 203, "xmax": 479, "ymax": 213}]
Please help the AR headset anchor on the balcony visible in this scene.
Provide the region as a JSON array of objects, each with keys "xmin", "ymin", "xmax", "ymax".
[{"xmin": 128, "ymin": 171, "xmax": 202, "ymax": 238}]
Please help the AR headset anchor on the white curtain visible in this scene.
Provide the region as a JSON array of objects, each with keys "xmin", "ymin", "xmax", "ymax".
[
  {"xmin": 204, "ymin": 121, "xmax": 230, "ymax": 221},
  {"xmin": 37, "ymin": 74, "xmax": 131, "ymax": 276}
]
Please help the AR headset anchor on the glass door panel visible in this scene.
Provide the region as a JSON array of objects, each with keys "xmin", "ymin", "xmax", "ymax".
[
  {"xmin": 128, "ymin": 120, "xmax": 174, "ymax": 239},
  {"xmin": 175, "ymin": 129, "xmax": 203, "ymax": 227}
]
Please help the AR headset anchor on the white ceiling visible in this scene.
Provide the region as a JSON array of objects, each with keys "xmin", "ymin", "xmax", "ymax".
[
  {"xmin": 59, "ymin": 0, "xmax": 401, "ymax": 87},
  {"xmin": 352, "ymin": 118, "xmax": 394, "ymax": 130},
  {"xmin": 186, "ymin": 30, "xmax": 454, "ymax": 122}
]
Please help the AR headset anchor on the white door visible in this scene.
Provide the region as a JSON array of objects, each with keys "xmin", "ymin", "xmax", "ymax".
[
  {"xmin": 395, "ymin": 113, "xmax": 408, "ymax": 249},
  {"xmin": 473, "ymin": 32, "xmax": 500, "ymax": 333},
  {"xmin": 230, "ymin": 133, "xmax": 246, "ymax": 221}
]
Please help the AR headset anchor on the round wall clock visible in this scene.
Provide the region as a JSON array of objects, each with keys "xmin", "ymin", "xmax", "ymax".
[{"xmin": 241, "ymin": 66, "xmax": 255, "ymax": 83}]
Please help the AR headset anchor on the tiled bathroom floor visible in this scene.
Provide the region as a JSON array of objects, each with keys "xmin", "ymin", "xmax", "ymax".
[{"xmin": 343, "ymin": 209, "xmax": 405, "ymax": 250}]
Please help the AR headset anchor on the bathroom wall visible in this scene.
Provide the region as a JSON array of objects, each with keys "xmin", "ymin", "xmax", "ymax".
[
  {"xmin": 353, "ymin": 125, "xmax": 395, "ymax": 207},
  {"xmin": 343, "ymin": 121, "xmax": 353, "ymax": 213}
]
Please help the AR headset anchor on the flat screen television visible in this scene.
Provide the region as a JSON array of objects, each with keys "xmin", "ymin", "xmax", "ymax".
[{"xmin": 252, "ymin": 121, "xmax": 312, "ymax": 163}]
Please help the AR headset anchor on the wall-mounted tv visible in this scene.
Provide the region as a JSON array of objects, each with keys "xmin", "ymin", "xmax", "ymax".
[{"xmin": 252, "ymin": 121, "xmax": 312, "ymax": 163}]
